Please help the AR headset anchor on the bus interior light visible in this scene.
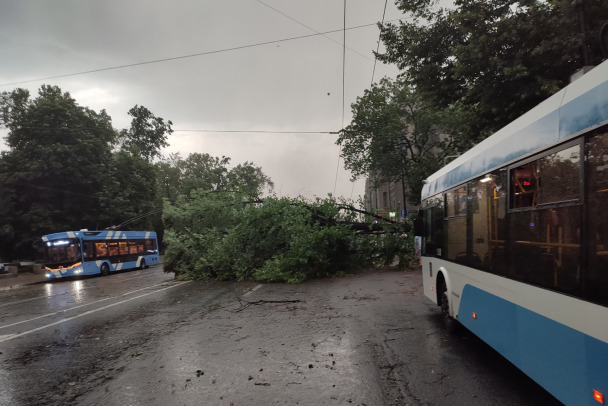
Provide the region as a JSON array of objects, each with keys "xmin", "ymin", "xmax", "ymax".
[
  {"xmin": 594, "ymin": 389, "xmax": 604, "ymax": 404},
  {"xmin": 480, "ymin": 174, "xmax": 493, "ymax": 183}
]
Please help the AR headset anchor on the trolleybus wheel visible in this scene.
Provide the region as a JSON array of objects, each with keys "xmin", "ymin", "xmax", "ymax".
[{"xmin": 100, "ymin": 263, "xmax": 109, "ymax": 276}]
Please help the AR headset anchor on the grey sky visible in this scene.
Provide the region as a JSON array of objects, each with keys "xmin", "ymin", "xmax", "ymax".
[{"xmin": 0, "ymin": 0, "xmax": 402, "ymax": 200}]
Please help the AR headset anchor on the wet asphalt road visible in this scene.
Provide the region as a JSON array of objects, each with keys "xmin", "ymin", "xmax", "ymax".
[{"xmin": 0, "ymin": 266, "xmax": 562, "ymax": 406}]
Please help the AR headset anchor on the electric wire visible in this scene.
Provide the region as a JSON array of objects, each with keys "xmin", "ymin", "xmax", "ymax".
[
  {"xmin": 173, "ymin": 129, "xmax": 340, "ymax": 134},
  {"xmin": 255, "ymin": 0, "xmax": 377, "ymax": 64},
  {"xmin": 107, "ymin": 207, "xmax": 163, "ymax": 230},
  {"xmin": 333, "ymin": 0, "xmax": 347, "ymax": 196},
  {"xmin": 0, "ymin": 20, "xmax": 404, "ymax": 88},
  {"xmin": 371, "ymin": 0, "xmax": 389, "ymax": 87},
  {"xmin": 6, "ymin": 126, "xmax": 339, "ymax": 134}
]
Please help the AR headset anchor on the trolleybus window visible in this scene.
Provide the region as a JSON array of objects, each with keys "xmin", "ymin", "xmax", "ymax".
[
  {"xmin": 508, "ymin": 142, "xmax": 583, "ymax": 293},
  {"xmin": 44, "ymin": 239, "xmax": 81, "ymax": 265},
  {"xmin": 421, "ymin": 196, "xmax": 443, "ymax": 257},
  {"xmin": 585, "ymin": 129, "xmax": 608, "ymax": 306}
]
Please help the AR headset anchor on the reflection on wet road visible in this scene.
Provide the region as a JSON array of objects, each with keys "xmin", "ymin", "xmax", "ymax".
[
  {"xmin": 0, "ymin": 268, "xmax": 561, "ymax": 406},
  {"xmin": 0, "ymin": 266, "xmax": 180, "ymax": 343}
]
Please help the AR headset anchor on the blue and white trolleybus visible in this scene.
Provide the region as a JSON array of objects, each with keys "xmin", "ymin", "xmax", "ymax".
[
  {"xmin": 419, "ymin": 59, "xmax": 608, "ymax": 406},
  {"xmin": 42, "ymin": 230, "xmax": 160, "ymax": 279}
]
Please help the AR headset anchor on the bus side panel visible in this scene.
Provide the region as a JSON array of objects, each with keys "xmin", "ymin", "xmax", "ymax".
[
  {"xmin": 421, "ymin": 258, "xmax": 438, "ymax": 304},
  {"xmin": 142, "ymin": 252, "xmax": 160, "ymax": 266},
  {"xmin": 459, "ymin": 284, "xmax": 608, "ymax": 406},
  {"xmin": 82, "ymin": 260, "xmax": 103, "ymax": 275}
]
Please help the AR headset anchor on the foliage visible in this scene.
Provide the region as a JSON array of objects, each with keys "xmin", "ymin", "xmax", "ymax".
[
  {"xmin": 162, "ymin": 192, "xmax": 414, "ymax": 283},
  {"xmin": 155, "ymin": 152, "xmax": 274, "ymax": 204},
  {"xmin": 103, "ymin": 104, "xmax": 175, "ymax": 236},
  {"xmin": 337, "ymin": 77, "xmax": 465, "ymax": 205},
  {"xmin": 118, "ymin": 105, "xmax": 172, "ymax": 161},
  {"xmin": 377, "ymin": 0, "xmax": 608, "ymax": 140},
  {"xmin": 0, "ymin": 85, "xmax": 116, "ymax": 258},
  {"xmin": 100, "ymin": 151, "xmax": 160, "ymax": 231}
]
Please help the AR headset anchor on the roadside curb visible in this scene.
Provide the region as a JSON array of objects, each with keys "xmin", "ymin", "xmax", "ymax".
[{"xmin": 0, "ymin": 273, "xmax": 48, "ymax": 291}]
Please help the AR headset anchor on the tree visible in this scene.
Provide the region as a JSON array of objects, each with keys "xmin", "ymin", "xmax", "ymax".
[
  {"xmin": 103, "ymin": 105, "xmax": 174, "ymax": 240},
  {"xmin": 154, "ymin": 152, "xmax": 274, "ymax": 251},
  {"xmin": 100, "ymin": 150, "xmax": 160, "ymax": 230},
  {"xmin": 337, "ymin": 78, "xmax": 463, "ymax": 206},
  {"xmin": 162, "ymin": 192, "xmax": 414, "ymax": 283},
  {"xmin": 227, "ymin": 161, "xmax": 274, "ymax": 196},
  {"xmin": 378, "ymin": 0, "xmax": 608, "ymax": 140},
  {"xmin": 0, "ymin": 85, "xmax": 116, "ymax": 259},
  {"xmin": 155, "ymin": 153, "xmax": 274, "ymax": 201},
  {"xmin": 119, "ymin": 105, "xmax": 172, "ymax": 161},
  {"xmin": 176, "ymin": 153, "xmax": 230, "ymax": 194},
  {"xmin": 155, "ymin": 154, "xmax": 182, "ymax": 205}
]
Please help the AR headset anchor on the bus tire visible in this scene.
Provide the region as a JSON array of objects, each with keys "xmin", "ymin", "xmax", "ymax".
[
  {"xmin": 140, "ymin": 259, "xmax": 146, "ymax": 270},
  {"xmin": 100, "ymin": 263, "xmax": 109, "ymax": 276}
]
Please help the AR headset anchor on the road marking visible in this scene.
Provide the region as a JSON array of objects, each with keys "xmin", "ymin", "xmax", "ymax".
[
  {"xmin": 0, "ymin": 268, "xmax": 166, "ymax": 308},
  {"xmin": 0, "ymin": 281, "xmax": 189, "ymax": 343},
  {"xmin": 0, "ymin": 281, "xmax": 180, "ymax": 330},
  {"xmin": 243, "ymin": 284, "xmax": 263, "ymax": 297}
]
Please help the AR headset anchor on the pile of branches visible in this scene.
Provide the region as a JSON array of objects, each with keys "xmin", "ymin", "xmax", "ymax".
[{"xmin": 162, "ymin": 192, "xmax": 414, "ymax": 283}]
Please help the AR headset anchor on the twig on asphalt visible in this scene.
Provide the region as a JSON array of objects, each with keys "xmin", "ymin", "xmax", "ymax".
[{"xmin": 231, "ymin": 298, "xmax": 303, "ymax": 313}]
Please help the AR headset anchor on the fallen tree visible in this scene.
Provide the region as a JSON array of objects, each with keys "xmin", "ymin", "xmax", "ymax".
[{"xmin": 162, "ymin": 191, "xmax": 414, "ymax": 283}]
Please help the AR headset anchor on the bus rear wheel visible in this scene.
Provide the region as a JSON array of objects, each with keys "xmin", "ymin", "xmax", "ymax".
[
  {"xmin": 100, "ymin": 263, "xmax": 109, "ymax": 276},
  {"xmin": 140, "ymin": 259, "xmax": 146, "ymax": 270}
]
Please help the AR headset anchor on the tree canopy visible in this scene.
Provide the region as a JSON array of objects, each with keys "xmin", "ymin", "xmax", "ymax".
[
  {"xmin": 0, "ymin": 86, "xmax": 116, "ymax": 258},
  {"xmin": 337, "ymin": 77, "xmax": 468, "ymax": 205},
  {"xmin": 337, "ymin": 0, "xmax": 608, "ymax": 210},
  {"xmin": 119, "ymin": 105, "xmax": 172, "ymax": 161},
  {"xmin": 155, "ymin": 152, "xmax": 274, "ymax": 204},
  {"xmin": 377, "ymin": 0, "xmax": 608, "ymax": 139}
]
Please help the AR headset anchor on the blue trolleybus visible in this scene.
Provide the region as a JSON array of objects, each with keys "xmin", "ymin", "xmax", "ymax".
[
  {"xmin": 419, "ymin": 59, "xmax": 608, "ymax": 406},
  {"xmin": 42, "ymin": 230, "xmax": 160, "ymax": 279}
]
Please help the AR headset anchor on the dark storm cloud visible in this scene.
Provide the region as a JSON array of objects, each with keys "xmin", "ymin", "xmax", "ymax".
[{"xmin": 0, "ymin": 0, "xmax": 401, "ymax": 199}]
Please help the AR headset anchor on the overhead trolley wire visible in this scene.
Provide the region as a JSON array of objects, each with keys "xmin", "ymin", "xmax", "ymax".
[
  {"xmin": 371, "ymin": 0, "xmax": 389, "ymax": 87},
  {"xmin": 9, "ymin": 126, "xmax": 340, "ymax": 135},
  {"xmin": 0, "ymin": 20, "xmax": 403, "ymax": 88},
  {"xmin": 333, "ymin": 0, "xmax": 347, "ymax": 196},
  {"xmin": 173, "ymin": 129, "xmax": 340, "ymax": 134},
  {"xmin": 255, "ymin": 0, "xmax": 378, "ymax": 64}
]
